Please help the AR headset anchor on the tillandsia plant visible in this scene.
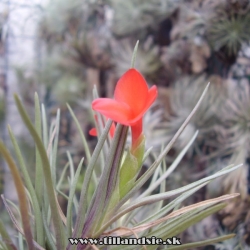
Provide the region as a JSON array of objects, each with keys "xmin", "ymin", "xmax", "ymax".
[{"xmin": 0, "ymin": 42, "xmax": 244, "ymax": 250}]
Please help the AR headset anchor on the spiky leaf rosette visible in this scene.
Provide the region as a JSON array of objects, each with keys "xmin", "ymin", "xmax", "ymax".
[
  {"xmin": 40, "ymin": 0, "xmax": 112, "ymax": 69},
  {"xmin": 112, "ymin": 38, "xmax": 162, "ymax": 78},
  {"xmin": 164, "ymin": 75, "xmax": 226, "ymax": 155},
  {"xmin": 39, "ymin": 0, "xmax": 84, "ymax": 44},
  {"xmin": 161, "ymin": 0, "xmax": 212, "ymax": 76},
  {"xmin": 109, "ymin": 0, "xmax": 178, "ymax": 37},
  {"xmin": 170, "ymin": 3, "xmax": 208, "ymax": 41},
  {"xmin": 161, "ymin": 39, "xmax": 211, "ymax": 75},
  {"xmin": 206, "ymin": 9, "xmax": 250, "ymax": 57},
  {"xmin": 217, "ymin": 79, "xmax": 250, "ymax": 197}
]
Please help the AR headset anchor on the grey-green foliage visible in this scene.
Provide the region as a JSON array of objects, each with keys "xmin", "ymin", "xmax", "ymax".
[
  {"xmin": 214, "ymin": 79, "xmax": 250, "ymax": 197},
  {"xmin": 40, "ymin": 0, "xmax": 85, "ymax": 41},
  {"xmin": 207, "ymin": 10, "xmax": 250, "ymax": 56},
  {"xmin": 110, "ymin": 0, "xmax": 179, "ymax": 37},
  {"xmin": 113, "ymin": 38, "xmax": 162, "ymax": 78},
  {"xmin": 52, "ymin": 75, "xmax": 85, "ymax": 105},
  {"xmin": 165, "ymin": 75, "xmax": 226, "ymax": 153}
]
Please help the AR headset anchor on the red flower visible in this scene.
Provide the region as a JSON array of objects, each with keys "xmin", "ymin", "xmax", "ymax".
[
  {"xmin": 89, "ymin": 127, "xmax": 98, "ymax": 137},
  {"xmin": 92, "ymin": 69, "xmax": 157, "ymax": 145},
  {"xmin": 89, "ymin": 115, "xmax": 116, "ymax": 138}
]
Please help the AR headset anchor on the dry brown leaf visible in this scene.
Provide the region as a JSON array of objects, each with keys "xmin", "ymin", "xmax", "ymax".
[{"xmin": 103, "ymin": 193, "xmax": 239, "ymax": 237}]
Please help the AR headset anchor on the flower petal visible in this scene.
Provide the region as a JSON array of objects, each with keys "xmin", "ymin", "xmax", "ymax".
[
  {"xmin": 114, "ymin": 69, "xmax": 148, "ymax": 114},
  {"xmin": 144, "ymin": 85, "xmax": 158, "ymax": 109},
  {"xmin": 89, "ymin": 128, "xmax": 97, "ymax": 136},
  {"xmin": 125, "ymin": 85, "xmax": 158, "ymax": 125},
  {"xmin": 131, "ymin": 118, "xmax": 143, "ymax": 145},
  {"xmin": 92, "ymin": 98, "xmax": 132, "ymax": 124},
  {"xmin": 110, "ymin": 122, "xmax": 116, "ymax": 137}
]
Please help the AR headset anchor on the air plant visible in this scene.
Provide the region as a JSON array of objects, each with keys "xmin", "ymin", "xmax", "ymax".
[
  {"xmin": 0, "ymin": 45, "xmax": 242, "ymax": 250},
  {"xmin": 163, "ymin": 74, "xmax": 225, "ymax": 156},
  {"xmin": 52, "ymin": 75, "xmax": 85, "ymax": 106},
  {"xmin": 112, "ymin": 37, "xmax": 162, "ymax": 79},
  {"xmin": 109, "ymin": 0, "xmax": 178, "ymax": 37},
  {"xmin": 217, "ymin": 79, "xmax": 250, "ymax": 198},
  {"xmin": 206, "ymin": 9, "xmax": 250, "ymax": 57}
]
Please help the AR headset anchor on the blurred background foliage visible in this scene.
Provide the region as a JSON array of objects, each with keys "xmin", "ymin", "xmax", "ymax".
[{"xmin": 1, "ymin": 0, "xmax": 250, "ymax": 248}]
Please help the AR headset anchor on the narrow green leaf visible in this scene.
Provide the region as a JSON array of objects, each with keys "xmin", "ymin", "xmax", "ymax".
[
  {"xmin": 0, "ymin": 141, "xmax": 34, "ymax": 250},
  {"xmin": 41, "ymin": 104, "xmax": 48, "ymax": 147},
  {"xmin": 155, "ymin": 203, "xmax": 226, "ymax": 239},
  {"xmin": 1, "ymin": 195, "xmax": 23, "ymax": 235},
  {"xmin": 165, "ymin": 234, "xmax": 236, "ymax": 250},
  {"xmin": 0, "ymin": 242, "xmax": 9, "ymax": 250},
  {"xmin": 131, "ymin": 40, "xmax": 139, "ymax": 68},
  {"xmin": 67, "ymin": 151, "xmax": 75, "ymax": 182},
  {"xmin": 67, "ymin": 104, "xmax": 91, "ymax": 164},
  {"xmin": 51, "ymin": 109, "xmax": 60, "ymax": 185},
  {"xmin": 56, "ymin": 162, "xmax": 69, "ymax": 191},
  {"xmin": 142, "ymin": 146, "xmax": 153, "ymax": 164},
  {"xmin": 140, "ymin": 131, "xmax": 198, "ymax": 198},
  {"xmin": 97, "ymin": 164, "xmax": 241, "ymax": 234},
  {"xmin": 0, "ymin": 219, "xmax": 17, "ymax": 250},
  {"xmin": 67, "ymin": 104, "xmax": 97, "ymax": 186},
  {"xmin": 119, "ymin": 165, "xmax": 240, "ymax": 220},
  {"xmin": 41, "ymin": 210, "xmax": 57, "ymax": 250},
  {"xmin": 34, "ymin": 93, "xmax": 43, "ymax": 207},
  {"xmin": 14, "ymin": 94, "xmax": 66, "ymax": 249},
  {"xmin": 18, "ymin": 233, "xmax": 24, "ymax": 250},
  {"xmin": 66, "ymin": 158, "xmax": 84, "ymax": 238},
  {"xmin": 119, "ymin": 151, "xmax": 138, "ymax": 198},
  {"xmin": 8, "ymin": 126, "xmax": 45, "ymax": 247},
  {"xmin": 139, "ymin": 182, "xmax": 209, "ymax": 225}
]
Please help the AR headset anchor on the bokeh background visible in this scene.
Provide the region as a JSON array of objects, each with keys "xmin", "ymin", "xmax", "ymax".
[{"xmin": 1, "ymin": 0, "xmax": 250, "ymax": 249}]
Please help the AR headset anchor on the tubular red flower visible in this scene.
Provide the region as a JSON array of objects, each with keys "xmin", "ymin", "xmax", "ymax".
[
  {"xmin": 89, "ymin": 115, "xmax": 116, "ymax": 138},
  {"xmin": 89, "ymin": 128, "xmax": 98, "ymax": 137},
  {"xmin": 92, "ymin": 68, "xmax": 157, "ymax": 144}
]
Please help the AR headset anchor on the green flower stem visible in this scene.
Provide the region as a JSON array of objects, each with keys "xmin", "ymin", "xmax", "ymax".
[
  {"xmin": 68, "ymin": 120, "xmax": 113, "ymax": 250},
  {"xmin": 89, "ymin": 125, "xmax": 128, "ymax": 236},
  {"xmin": 0, "ymin": 141, "xmax": 34, "ymax": 250},
  {"xmin": 82, "ymin": 124, "xmax": 127, "ymax": 238},
  {"xmin": 14, "ymin": 95, "xmax": 65, "ymax": 250}
]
